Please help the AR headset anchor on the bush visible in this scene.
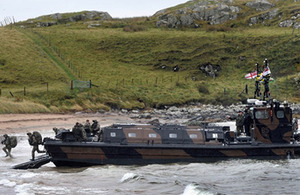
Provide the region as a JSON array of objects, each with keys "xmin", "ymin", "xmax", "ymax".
[
  {"xmin": 197, "ymin": 84, "xmax": 210, "ymax": 94},
  {"xmin": 123, "ymin": 25, "xmax": 147, "ymax": 32},
  {"xmin": 206, "ymin": 25, "xmax": 231, "ymax": 32},
  {"xmin": 0, "ymin": 59, "xmax": 6, "ymax": 66}
]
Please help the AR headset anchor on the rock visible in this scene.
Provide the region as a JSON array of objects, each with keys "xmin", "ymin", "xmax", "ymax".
[
  {"xmin": 279, "ymin": 20, "xmax": 294, "ymax": 27},
  {"xmin": 249, "ymin": 8, "xmax": 279, "ymax": 25},
  {"xmin": 37, "ymin": 21, "xmax": 57, "ymax": 27},
  {"xmin": 50, "ymin": 13, "xmax": 62, "ymax": 20},
  {"xmin": 156, "ymin": 1, "xmax": 240, "ymax": 28},
  {"xmin": 245, "ymin": 0, "xmax": 275, "ymax": 11},
  {"xmin": 121, "ymin": 109, "xmax": 129, "ymax": 114},
  {"xmin": 88, "ymin": 23, "xmax": 101, "ymax": 28},
  {"xmin": 199, "ymin": 63, "xmax": 221, "ymax": 78},
  {"xmin": 294, "ymin": 22, "xmax": 300, "ymax": 29},
  {"xmin": 36, "ymin": 11, "xmax": 112, "ymax": 27}
]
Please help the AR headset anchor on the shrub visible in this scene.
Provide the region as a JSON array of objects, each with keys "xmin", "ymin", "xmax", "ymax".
[
  {"xmin": 206, "ymin": 25, "xmax": 231, "ymax": 32},
  {"xmin": 197, "ymin": 84, "xmax": 210, "ymax": 94},
  {"xmin": 123, "ymin": 25, "xmax": 147, "ymax": 32},
  {"xmin": 0, "ymin": 59, "xmax": 6, "ymax": 66}
]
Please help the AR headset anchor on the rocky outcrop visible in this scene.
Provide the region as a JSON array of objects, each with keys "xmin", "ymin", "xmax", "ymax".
[
  {"xmin": 156, "ymin": 1, "xmax": 240, "ymax": 28},
  {"xmin": 249, "ymin": 8, "xmax": 279, "ymax": 26},
  {"xmin": 199, "ymin": 63, "xmax": 221, "ymax": 78},
  {"xmin": 155, "ymin": 0, "xmax": 299, "ymax": 29},
  {"xmin": 279, "ymin": 13, "xmax": 300, "ymax": 29},
  {"xmin": 36, "ymin": 11, "xmax": 112, "ymax": 27},
  {"xmin": 58, "ymin": 11, "xmax": 112, "ymax": 23},
  {"xmin": 245, "ymin": 0, "xmax": 274, "ymax": 11},
  {"xmin": 125, "ymin": 102, "xmax": 300, "ymax": 124}
]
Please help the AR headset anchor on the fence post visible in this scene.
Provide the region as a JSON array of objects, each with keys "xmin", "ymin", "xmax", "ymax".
[
  {"xmin": 24, "ymin": 87, "xmax": 26, "ymax": 96},
  {"xmin": 71, "ymin": 80, "xmax": 73, "ymax": 90},
  {"xmin": 0, "ymin": 89, "xmax": 1, "ymax": 96},
  {"xmin": 224, "ymin": 88, "xmax": 226, "ymax": 96}
]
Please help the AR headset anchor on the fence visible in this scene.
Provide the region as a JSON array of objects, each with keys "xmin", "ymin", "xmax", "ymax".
[{"xmin": 0, "ymin": 78, "xmax": 250, "ymax": 98}]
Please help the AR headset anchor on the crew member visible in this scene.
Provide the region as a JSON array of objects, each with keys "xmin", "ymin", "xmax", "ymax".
[
  {"xmin": 83, "ymin": 120, "xmax": 91, "ymax": 137},
  {"xmin": 91, "ymin": 120, "xmax": 100, "ymax": 136},
  {"xmin": 244, "ymin": 106, "xmax": 253, "ymax": 136},
  {"xmin": 72, "ymin": 122, "xmax": 87, "ymax": 142},
  {"xmin": 27, "ymin": 132, "xmax": 45, "ymax": 161}
]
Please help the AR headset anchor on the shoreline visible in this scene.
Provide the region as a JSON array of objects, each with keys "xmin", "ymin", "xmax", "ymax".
[
  {"xmin": 1, "ymin": 102, "xmax": 299, "ymax": 135},
  {"xmin": 0, "ymin": 112, "xmax": 136, "ymax": 135}
]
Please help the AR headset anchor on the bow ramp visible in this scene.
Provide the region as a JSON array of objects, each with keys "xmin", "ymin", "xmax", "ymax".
[{"xmin": 12, "ymin": 154, "xmax": 51, "ymax": 169}]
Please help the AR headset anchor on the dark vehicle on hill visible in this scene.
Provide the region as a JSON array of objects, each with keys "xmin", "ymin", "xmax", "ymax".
[{"xmin": 39, "ymin": 99, "xmax": 300, "ymax": 167}]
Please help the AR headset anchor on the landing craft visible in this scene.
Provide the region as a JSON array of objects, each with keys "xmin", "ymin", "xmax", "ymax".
[
  {"xmin": 12, "ymin": 99, "xmax": 299, "ymax": 169},
  {"xmin": 12, "ymin": 98, "xmax": 298, "ymax": 169}
]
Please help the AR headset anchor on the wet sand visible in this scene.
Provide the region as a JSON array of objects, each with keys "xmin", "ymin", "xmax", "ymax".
[{"xmin": 0, "ymin": 112, "xmax": 136, "ymax": 135}]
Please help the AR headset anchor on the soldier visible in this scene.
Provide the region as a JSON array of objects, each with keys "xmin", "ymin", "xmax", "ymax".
[
  {"xmin": 2, "ymin": 134, "xmax": 15, "ymax": 157},
  {"xmin": 91, "ymin": 120, "xmax": 100, "ymax": 136},
  {"xmin": 236, "ymin": 111, "xmax": 245, "ymax": 136},
  {"xmin": 293, "ymin": 118, "xmax": 299, "ymax": 133},
  {"xmin": 261, "ymin": 58, "xmax": 271, "ymax": 100},
  {"xmin": 227, "ymin": 111, "xmax": 244, "ymax": 136},
  {"xmin": 254, "ymin": 63, "xmax": 262, "ymax": 99},
  {"xmin": 244, "ymin": 106, "xmax": 253, "ymax": 136},
  {"xmin": 72, "ymin": 122, "xmax": 87, "ymax": 142},
  {"xmin": 27, "ymin": 132, "xmax": 45, "ymax": 161},
  {"xmin": 83, "ymin": 120, "xmax": 91, "ymax": 137}
]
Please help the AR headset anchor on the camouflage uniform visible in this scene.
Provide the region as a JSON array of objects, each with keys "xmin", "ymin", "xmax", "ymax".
[
  {"xmin": 236, "ymin": 112, "xmax": 244, "ymax": 136},
  {"xmin": 83, "ymin": 120, "xmax": 91, "ymax": 136},
  {"xmin": 72, "ymin": 123, "xmax": 87, "ymax": 142},
  {"xmin": 91, "ymin": 120, "xmax": 100, "ymax": 136},
  {"xmin": 27, "ymin": 132, "xmax": 45, "ymax": 161},
  {"xmin": 244, "ymin": 107, "xmax": 253, "ymax": 136},
  {"xmin": 2, "ymin": 134, "xmax": 12, "ymax": 157}
]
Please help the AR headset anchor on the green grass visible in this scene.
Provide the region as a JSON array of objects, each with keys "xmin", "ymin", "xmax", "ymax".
[{"xmin": 0, "ymin": 1, "xmax": 299, "ymax": 113}]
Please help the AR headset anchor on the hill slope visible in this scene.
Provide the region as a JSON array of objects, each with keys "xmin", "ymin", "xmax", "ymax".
[{"xmin": 0, "ymin": 0, "xmax": 299, "ymax": 113}]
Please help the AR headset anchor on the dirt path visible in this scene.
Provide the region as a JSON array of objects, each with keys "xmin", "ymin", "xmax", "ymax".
[{"xmin": 0, "ymin": 112, "xmax": 136, "ymax": 135}]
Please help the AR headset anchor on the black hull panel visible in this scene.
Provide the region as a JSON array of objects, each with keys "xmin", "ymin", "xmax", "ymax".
[{"xmin": 44, "ymin": 141, "xmax": 300, "ymax": 167}]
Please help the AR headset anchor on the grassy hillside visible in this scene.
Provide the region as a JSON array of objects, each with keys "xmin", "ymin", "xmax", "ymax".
[{"xmin": 0, "ymin": 1, "xmax": 299, "ymax": 113}]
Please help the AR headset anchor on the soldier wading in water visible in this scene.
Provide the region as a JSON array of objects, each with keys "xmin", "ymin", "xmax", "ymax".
[
  {"xmin": 2, "ymin": 134, "xmax": 17, "ymax": 157},
  {"xmin": 27, "ymin": 132, "xmax": 45, "ymax": 161}
]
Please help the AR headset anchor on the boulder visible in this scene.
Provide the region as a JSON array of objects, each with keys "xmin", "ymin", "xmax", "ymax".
[
  {"xmin": 294, "ymin": 22, "xmax": 300, "ymax": 29},
  {"xmin": 245, "ymin": 0, "xmax": 275, "ymax": 11},
  {"xmin": 249, "ymin": 8, "xmax": 279, "ymax": 25},
  {"xmin": 279, "ymin": 20, "xmax": 294, "ymax": 27}
]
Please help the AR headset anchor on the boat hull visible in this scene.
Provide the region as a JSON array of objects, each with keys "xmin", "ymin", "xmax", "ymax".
[{"xmin": 44, "ymin": 141, "xmax": 300, "ymax": 167}]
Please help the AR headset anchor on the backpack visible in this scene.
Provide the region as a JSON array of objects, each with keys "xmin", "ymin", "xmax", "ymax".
[
  {"xmin": 32, "ymin": 131, "xmax": 43, "ymax": 144},
  {"xmin": 9, "ymin": 136, "xmax": 17, "ymax": 148}
]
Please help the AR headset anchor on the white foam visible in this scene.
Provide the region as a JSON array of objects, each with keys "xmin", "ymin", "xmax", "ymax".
[
  {"xmin": 120, "ymin": 172, "xmax": 139, "ymax": 183},
  {"xmin": 182, "ymin": 184, "xmax": 214, "ymax": 195},
  {"xmin": 15, "ymin": 183, "xmax": 35, "ymax": 195},
  {"xmin": 15, "ymin": 182, "xmax": 70, "ymax": 195},
  {"xmin": 0, "ymin": 179, "xmax": 16, "ymax": 187},
  {"xmin": 19, "ymin": 172, "xmax": 38, "ymax": 179}
]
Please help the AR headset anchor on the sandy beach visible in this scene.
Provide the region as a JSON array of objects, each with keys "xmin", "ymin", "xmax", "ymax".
[{"xmin": 0, "ymin": 112, "xmax": 136, "ymax": 135}]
